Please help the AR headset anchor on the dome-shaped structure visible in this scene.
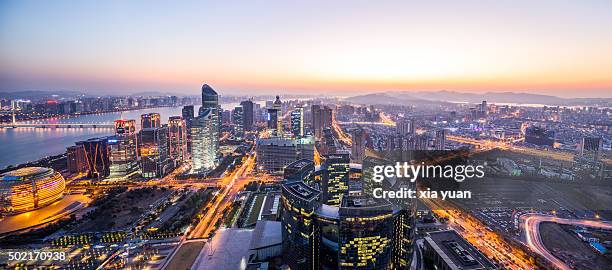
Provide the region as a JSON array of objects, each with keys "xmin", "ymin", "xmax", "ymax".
[{"xmin": 0, "ymin": 167, "xmax": 65, "ymax": 214}]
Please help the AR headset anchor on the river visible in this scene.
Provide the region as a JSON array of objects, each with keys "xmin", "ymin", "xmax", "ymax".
[{"xmin": 0, "ymin": 104, "xmax": 243, "ymax": 170}]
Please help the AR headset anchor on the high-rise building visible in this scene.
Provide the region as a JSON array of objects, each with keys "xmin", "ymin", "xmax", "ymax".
[
  {"xmin": 267, "ymin": 108, "xmax": 279, "ymax": 135},
  {"xmin": 233, "ymin": 105, "xmax": 244, "ymax": 137},
  {"xmin": 283, "ymin": 159, "xmax": 315, "ymax": 183},
  {"xmin": 182, "ymin": 105, "xmax": 195, "ymax": 154},
  {"xmin": 281, "ymin": 161, "xmax": 416, "ymax": 270},
  {"xmin": 182, "ymin": 105, "xmax": 195, "ymax": 126},
  {"xmin": 321, "ymin": 153, "xmax": 350, "ymax": 206},
  {"xmin": 435, "ymin": 129, "xmax": 447, "ymax": 150},
  {"xmin": 291, "ymin": 106, "xmax": 304, "ymax": 138},
  {"xmin": 79, "ymin": 137, "xmax": 110, "ymax": 179},
  {"xmin": 240, "ymin": 100, "xmax": 254, "ymax": 131},
  {"xmin": 580, "ymin": 137, "xmax": 603, "ymax": 161},
  {"xmin": 256, "ymin": 137, "xmax": 315, "ymax": 173},
  {"xmin": 168, "ymin": 116, "xmax": 188, "ymax": 164},
  {"xmin": 320, "ymin": 128, "xmax": 338, "ymax": 155},
  {"xmin": 265, "ymin": 95, "xmax": 283, "ymax": 136},
  {"xmin": 139, "ymin": 126, "xmax": 170, "ymax": 178},
  {"xmin": 396, "ymin": 118, "xmax": 415, "ymax": 135},
  {"xmin": 201, "ymin": 84, "xmax": 219, "ymax": 110},
  {"xmin": 351, "ymin": 128, "xmax": 367, "ymax": 163},
  {"xmin": 480, "ymin": 100, "xmax": 488, "ymax": 116},
  {"xmin": 280, "ymin": 181, "xmax": 320, "ymax": 270},
  {"xmin": 141, "ymin": 112, "xmax": 160, "ymax": 129},
  {"xmin": 190, "ymin": 109, "xmax": 218, "ymax": 173},
  {"xmin": 66, "ymin": 144, "xmax": 87, "ymax": 174},
  {"xmin": 312, "ymin": 105, "xmax": 333, "ymax": 138},
  {"xmin": 200, "ymin": 84, "xmax": 220, "ymax": 158},
  {"xmin": 108, "ymin": 119, "xmax": 139, "ymax": 180}
]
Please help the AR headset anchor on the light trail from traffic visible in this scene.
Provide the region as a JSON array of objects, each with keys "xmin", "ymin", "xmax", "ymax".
[{"xmin": 522, "ymin": 214, "xmax": 612, "ymax": 270}]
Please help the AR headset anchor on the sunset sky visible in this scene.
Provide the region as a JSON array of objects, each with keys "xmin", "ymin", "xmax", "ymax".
[{"xmin": 1, "ymin": 1, "xmax": 611, "ymax": 97}]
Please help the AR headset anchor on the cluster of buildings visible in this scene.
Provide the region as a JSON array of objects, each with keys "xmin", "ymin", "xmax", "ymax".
[
  {"xmin": 279, "ymin": 157, "xmax": 416, "ymax": 269},
  {"xmin": 65, "ymin": 84, "xmax": 225, "ymax": 179},
  {"xmin": 255, "ymin": 95, "xmax": 335, "ymax": 174},
  {"xmin": 0, "ymin": 95, "xmax": 196, "ymax": 123},
  {"xmin": 66, "ymin": 115, "xmax": 186, "ymax": 180}
]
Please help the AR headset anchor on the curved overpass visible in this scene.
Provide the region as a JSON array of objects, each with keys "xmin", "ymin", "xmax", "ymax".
[{"xmin": 522, "ymin": 214, "xmax": 612, "ymax": 270}]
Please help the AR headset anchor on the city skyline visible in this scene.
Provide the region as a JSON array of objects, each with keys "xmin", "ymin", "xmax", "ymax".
[{"xmin": 2, "ymin": 1, "xmax": 612, "ymax": 98}]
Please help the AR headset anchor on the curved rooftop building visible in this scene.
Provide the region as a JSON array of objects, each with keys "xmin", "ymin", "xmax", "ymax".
[
  {"xmin": 0, "ymin": 167, "xmax": 65, "ymax": 215},
  {"xmin": 281, "ymin": 158, "xmax": 415, "ymax": 270},
  {"xmin": 201, "ymin": 84, "xmax": 219, "ymax": 109}
]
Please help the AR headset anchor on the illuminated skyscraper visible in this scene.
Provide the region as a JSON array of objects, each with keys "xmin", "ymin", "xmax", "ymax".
[
  {"xmin": 321, "ymin": 153, "xmax": 350, "ymax": 206},
  {"xmin": 266, "ymin": 96, "xmax": 283, "ymax": 136},
  {"xmin": 233, "ymin": 105, "xmax": 244, "ymax": 137},
  {"xmin": 141, "ymin": 112, "xmax": 161, "ymax": 129},
  {"xmin": 168, "ymin": 116, "xmax": 188, "ymax": 164},
  {"xmin": 182, "ymin": 105, "xmax": 195, "ymax": 126},
  {"xmin": 108, "ymin": 119, "xmax": 139, "ymax": 180},
  {"xmin": 201, "ymin": 84, "xmax": 219, "ymax": 110},
  {"xmin": 480, "ymin": 100, "xmax": 488, "ymax": 116},
  {"xmin": 312, "ymin": 105, "xmax": 333, "ymax": 139},
  {"xmin": 191, "ymin": 109, "xmax": 217, "ymax": 173},
  {"xmin": 78, "ymin": 137, "xmax": 110, "ymax": 179},
  {"xmin": 199, "ymin": 84, "xmax": 220, "ymax": 158},
  {"xmin": 66, "ymin": 144, "xmax": 87, "ymax": 174},
  {"xmin": 281, "ymin": 159, "xmax": 415, "ymax": 270},
  {"xmin": 182, "ymin": 105, "xmax": 195, "ymax": 154},
  {"xmin": 351, "ymin": 128, "xmax": 367, "ymax": 163},
  {"xmin": 139, "ymin": 126, "xmax": 170, "ymax": 178},
  {"xmin": 291, "ymin": 106, "xmax": 304, "ymax": 138},
  {"xmin": 280, "ymin": 181, "xmax": 320, "ymax": 270},
  {"xmin": 240, "ymin": 100, "xmax": 254, "ymax": 131},
  {"xmin": 267, "ymin": 108, "xmax": 279, "ymax": 135}
]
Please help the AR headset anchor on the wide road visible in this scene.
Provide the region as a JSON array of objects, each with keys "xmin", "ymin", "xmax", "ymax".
[
  {"xmin": 522, "ymin": 214, "xmax": 612, "ymax": 270},
  {"xmin": 188, "ymin": 153, "xmax": 256, "ymax": 238},
  {"xmin": 421, "ymin": 196, "xmax": 535, "ymax": 270}
]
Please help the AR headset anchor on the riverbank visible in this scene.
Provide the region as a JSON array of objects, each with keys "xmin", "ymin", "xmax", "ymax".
[
  {"xmin": 0, "ymin": 105, "xmax": 189, "ymax": 124},
  {"xmin": 0, "ymin": 153, "xmax": 67, "ymax": 174},
  {"xmin": 0, "ymin": 106, "xmax": 201, "ymax": 170}
]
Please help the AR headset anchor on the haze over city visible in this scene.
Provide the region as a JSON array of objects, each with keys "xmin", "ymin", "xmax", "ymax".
[
  {"xmin": 1, "ymin": 1, "xmax": 612, "ymax": 97},
  {"xmin": 1, "ymin": 2, "xmax": 612, "ymax": 270}
]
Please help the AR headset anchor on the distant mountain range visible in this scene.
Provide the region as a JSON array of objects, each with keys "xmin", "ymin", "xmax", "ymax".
[{"xmin": 345, "ymin": 91, "xmax": 612, "ymax": 106}]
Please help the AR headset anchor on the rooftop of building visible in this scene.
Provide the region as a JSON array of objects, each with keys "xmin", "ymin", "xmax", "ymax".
[
  {"xmin": 425, "ymin": 230, "xmax": 496, "ymax": 270},
  {"xmin": 249, "ymin": 220, "xmax": 282, "ymax": 250},
  {"xmin": 261, "ymin": 192, "xmax": 281, "ymax": 217},
  {"xmin": 283, "ymin": 181, "xmax": 320, "ymax": 201},
  {"xmin": 285, "ymin": 159, "xmax": 315, "ymax": 171},
  {"xmin": 257, "ymin": 136, "xmax": 314, "ymax": 146},
  {"xmin": 339, "ymin": 196, "xmax": 394, "ymax": 216},
  {"xmin": 1, "ymin": 167, "xmax": 53, "ymax": 181}
]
